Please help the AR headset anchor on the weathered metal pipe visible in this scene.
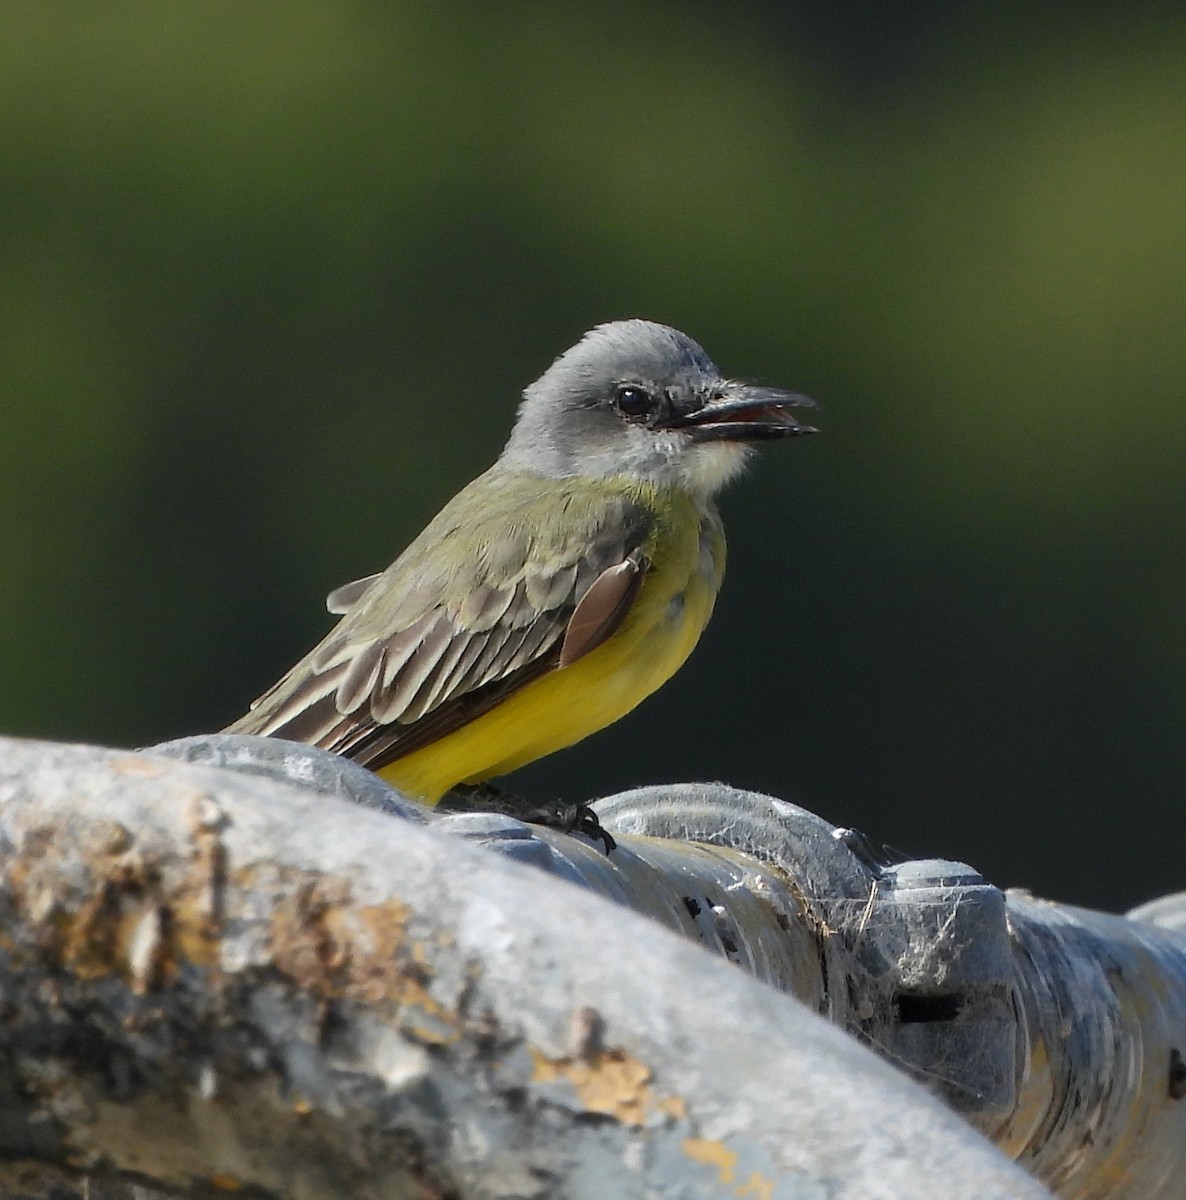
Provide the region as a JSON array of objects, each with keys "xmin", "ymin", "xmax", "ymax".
[
  {"xmin": 148, "ymin": 735, "xmax": 1186, "ymax": 1199},
  {"xmin": 0, "ymin": 736, "xmax": 1042, "ymax": 1200}
]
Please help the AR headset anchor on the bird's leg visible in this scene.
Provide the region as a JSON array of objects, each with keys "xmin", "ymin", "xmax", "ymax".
[{"xmin": 439, "ymin": 783, "xmax": 616, "ymax": 854}]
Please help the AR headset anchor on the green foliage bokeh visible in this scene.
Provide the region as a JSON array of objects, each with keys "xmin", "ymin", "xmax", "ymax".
[{"xmin": 3, "ymin": 2, "xmax": 1184, "ymax": 908}]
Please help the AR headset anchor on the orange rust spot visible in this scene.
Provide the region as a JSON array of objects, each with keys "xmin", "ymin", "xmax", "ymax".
[
  {"xmin": 261, "ymin": 876, "xmax": 458, "ymax": 1038},
  {"xmin": 8, "ymin": 815, "xmax": 460, "ymax": 1046},
  {"xmin": 58, "ymin": 884, "xmax": 122, "ymax": 979},
  {"xmin": 334, "ymin": 900, "xmax": 428, "ymax": 1006},
  {"xmin": 209, "ymin": 1174, "xmax": 242, "ymax": 1191},
  {"xmin": 110, "ymin": 756, "xmax": 169, "ymax": 778},
  {"xmin": 65, "ymin": 871, "xmax": 218, "ymax": 983},
  {"xmin": 736, "ymin": 1172, "xmax": 776, "ymax": 1200},
  {"xmin": 266, "ymin": 877, "xmax": 357, "ymax": 990},
  {"xmin": 683, "ymin": 1140, "xmax": 775, "ymax": 1197},
  {"xmin": 61, "ymin": 877, "xmax": 161, "ymax": 983},
  {"xmin": 292, "ymin": 1098, "xmax": 314, "ymax": 1116},
  {"xmin": 683, "ymin": 1137, "xmax": 738, "ymax": 1183},
  {"xmin": 152, "ymin": 867, "xmax": 222, "ymax": 972},
  {"xmin": 531, "ymin": 1046, "xmax": 686, "ymax": 1127},
  {"xmin": 7, "ymin": 815, "xmax": 224, "ymax": 985}
]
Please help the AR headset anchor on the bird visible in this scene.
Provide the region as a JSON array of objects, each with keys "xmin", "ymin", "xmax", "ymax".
[{"xmin": 225, "ymin": 319, "xmax": 816, "ymax": 825}]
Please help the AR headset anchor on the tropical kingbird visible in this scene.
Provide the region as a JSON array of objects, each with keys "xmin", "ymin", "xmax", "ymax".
[{"xmin": 226, "ymin": 320, "xmax": 815, "ymax": 811}]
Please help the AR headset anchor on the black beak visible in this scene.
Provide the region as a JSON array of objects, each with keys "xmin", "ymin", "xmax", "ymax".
[{"xmin": 662, "ymin": 385, "xmax": 818, "ymax": 443}]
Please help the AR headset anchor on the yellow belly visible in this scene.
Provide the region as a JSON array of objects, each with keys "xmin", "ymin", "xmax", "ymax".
[{"xmin": 380, "ymin": 496, "xmax": 724, "ymax": 803}]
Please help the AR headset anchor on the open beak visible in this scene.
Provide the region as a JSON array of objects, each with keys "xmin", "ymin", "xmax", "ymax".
[{"xmin": 664, "ymin": 385, "xmax": 818, "ymax": 443}]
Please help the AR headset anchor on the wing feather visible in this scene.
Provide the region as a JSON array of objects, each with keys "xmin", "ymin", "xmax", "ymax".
[
  {"xmin": 372, "ymin": 614, "xmax": 455, "ymax": 721},
  {"xmin": 326, "ymin": 573, "xmax": 381, "ymax": 615},
  {"xmin": 224, "ymin": 472, "xmax": 657, "ymax": 779},
  {"xmin": 433, "ymin": 628, "xmax": 493, "ymax": 700},
  {"xmin": 335, "ymin": 641, "xmax": 386, "ymax": 714},
  {"xmin": 399, "ymin": 627, "xmax": 482, "ymax": 722},
  {"xmin": 560, "ymin": 550, "xmax": 645, "ymax": 668}
]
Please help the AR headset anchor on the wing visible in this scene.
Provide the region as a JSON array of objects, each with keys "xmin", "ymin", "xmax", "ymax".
[
  {"xmin": 325, "ymin": 573, "xmax": 381, "ymax": 615},
  {"xmin": 226, "ymin": 470, "xmax": 654, "ymax": 773}
]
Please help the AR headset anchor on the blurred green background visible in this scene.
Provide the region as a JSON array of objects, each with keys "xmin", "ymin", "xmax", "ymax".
[{"xmin": 3, "ymin": 2, "xmax": 1183, "ymax": 910}]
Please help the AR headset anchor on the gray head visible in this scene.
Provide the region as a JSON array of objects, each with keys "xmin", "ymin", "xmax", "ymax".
[{"xmin": 500, "ymin": 320, "xmax": 816, "ymax": 496}]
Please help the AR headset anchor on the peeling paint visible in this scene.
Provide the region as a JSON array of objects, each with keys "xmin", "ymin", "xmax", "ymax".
[
  {"xmin": 531, "ymin": 1046, "xmax": 686, "ymax": 1126},
  {"xmin": 4, "ymin": 816, "xmax": 225, "ymax": 984},
  {"xmin": 1, "ymin": 739, "xmax": 1175, "ymax": 1199},
  {"xmin": 735, "ymin": 1172, "xmax": 776, "ymax": 1200},
  {"xmin": 261, "ymin": 876, "xmax": 460, "ymax": 1043},
  {"xmin": 266, "ymin": 877, "xmax": 356, "ymax": 988},
  {"xmin": 110, "ymin": 756, "xmax": 169, "ymax": 779},
  {"xmin": 682, "ymin": 1140, "xmax": 777, "ymax": 1199},
  {"xmin": 682, "ymin": 1137, "xmax": 738, "ymax": 1182}
]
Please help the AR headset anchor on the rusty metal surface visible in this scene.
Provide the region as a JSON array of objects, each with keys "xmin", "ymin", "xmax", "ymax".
[
  {"xmin": 139, "ymin": 735, "xmax": 1186, "ymax": 1200},
  {"xmin": 0, "ymin": 735, "xmax": 1044, "ymax": 1200}
]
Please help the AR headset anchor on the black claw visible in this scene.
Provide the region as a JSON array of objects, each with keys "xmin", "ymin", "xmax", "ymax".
[
  {"xmin": 567, "ymin": 804, "xmax": 617, "ymax": 854},
  {"xmin": 439, "ymin": 785, "xmax": 615, "ymax": 854}
]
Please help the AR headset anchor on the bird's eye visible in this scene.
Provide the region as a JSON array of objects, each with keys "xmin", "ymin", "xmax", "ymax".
[{"xmin": 614, "ymin": 385, "xmax": 653, "ymax": 419}]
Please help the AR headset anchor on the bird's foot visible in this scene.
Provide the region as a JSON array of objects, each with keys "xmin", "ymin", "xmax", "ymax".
[{"xmin": 440, "ymin": 783, "xmax": 616, "ymax": 854}]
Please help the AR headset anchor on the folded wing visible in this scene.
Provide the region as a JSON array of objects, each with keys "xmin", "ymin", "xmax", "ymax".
[{"xmin": 226, "ymin": 472, "xmax": 653, "ymax": 773}]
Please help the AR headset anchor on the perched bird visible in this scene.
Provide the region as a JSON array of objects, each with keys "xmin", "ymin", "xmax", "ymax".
[{"xmin": 226, "ymin": 320, "xmax": 815, "ymax": 817}]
